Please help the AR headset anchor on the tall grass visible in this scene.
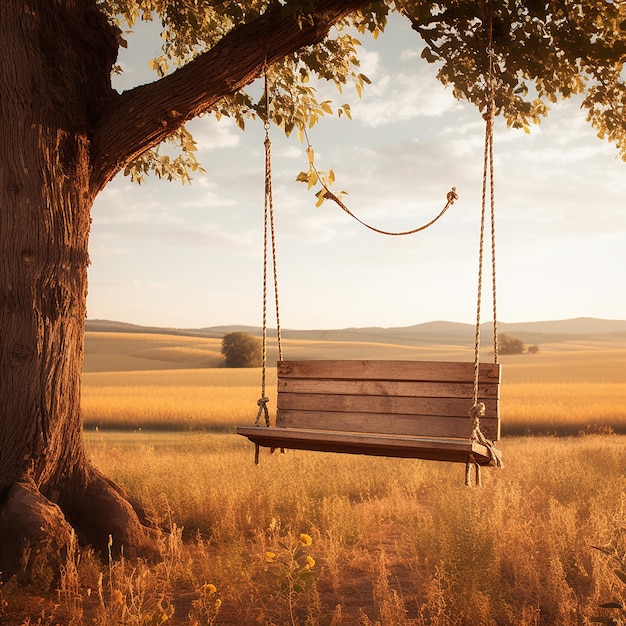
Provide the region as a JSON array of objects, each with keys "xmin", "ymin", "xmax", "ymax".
[{"xmin": 74, "ymin": 432, "xmax": 626, "ymax": 625}]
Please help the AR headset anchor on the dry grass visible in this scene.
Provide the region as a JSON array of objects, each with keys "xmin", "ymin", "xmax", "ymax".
[
  {"xmin": 5, "ymin": 432, "xmax": 624, "ymax": 625},
  {"xmin": 82, "ymin": 369, "xmax": 272, "ymax": 431},
  {"xmin": 82, "ymin": 343, "xmax": 626, "ymax": 435}
]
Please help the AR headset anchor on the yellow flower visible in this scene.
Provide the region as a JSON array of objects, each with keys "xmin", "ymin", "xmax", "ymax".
[
  {"xmin": 299, "ymin": 533, "xmax": 313, "ymax": 547},
  {"xmin": 202, "ymin": 583, "xmax": 217, "ymax": 595},
  {"xmin": 266, "ymin": 551, "xmax": 277, "ymax": 561},
  {"xmin": 305, "ymin": 556, "xmax": 315, "ymax": 569}
]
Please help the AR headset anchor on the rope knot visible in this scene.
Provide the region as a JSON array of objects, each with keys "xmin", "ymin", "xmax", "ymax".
[
  {"xmin": 255, "ymin": 396, "xmax": 271, "ymax": 428},
  {"xmin": 469, "ymin": 402, "xmax": 486, "ymax": 419},
  {"xmin": 469, "ymin": 402, "xmax": 486, "ymax": 434}
]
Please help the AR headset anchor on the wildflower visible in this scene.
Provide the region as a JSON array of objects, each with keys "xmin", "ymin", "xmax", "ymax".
[
  {"xmin": 266, "ymin": 551, "xmax": 277, "ymax": 561},
  {"xmin": 299, "ymin": 533, "xmax": 313, "ymax": 547},
  {"xmin": 202, "ymin": 583, "xmax": 217, "ymax": 594},
  {"xmin": 305, "ymin": 556, "xmax": 315, "ymax": 569},
  {"xmin": 111, "ymin": 589, "xmax": 124, "ymax": 604},
  {"xmin": 215, "ymin": 599, "xmax": 223, "ymax": 610}
]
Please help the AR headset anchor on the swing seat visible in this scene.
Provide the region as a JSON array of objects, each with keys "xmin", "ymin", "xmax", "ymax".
[{"xmin": 237, "ymin": 359, "xmax": 501, "ymax": 466}]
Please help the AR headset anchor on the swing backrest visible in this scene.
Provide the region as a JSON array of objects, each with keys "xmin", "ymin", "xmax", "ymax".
[{"xmin": 276, "ymin": 360, "xmax": 500, "ymax": 441}]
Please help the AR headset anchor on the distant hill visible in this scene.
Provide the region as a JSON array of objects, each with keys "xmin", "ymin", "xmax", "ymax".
[{"xmin": 85, "ymin": 317, "xmax": 626, "ymax": 347}]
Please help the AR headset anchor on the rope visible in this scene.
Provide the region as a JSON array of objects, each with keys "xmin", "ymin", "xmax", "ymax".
[
  {"xmin": 303, "ymin": 129, "xmax": 458, "ymax": 236},
  {"xmin": 254, "ymin": 66, "xmax": 284, "ymax": 463},
  {"xmin": 467, "ymin": 1, "xmax": 502, "ymax": 485}
]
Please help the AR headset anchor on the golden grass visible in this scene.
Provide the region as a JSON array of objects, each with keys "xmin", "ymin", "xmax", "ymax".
[
  {"xmin": 84, "ymin": 332, "xmax": 225, "ymax": 373},
  {"xmin": 503, "ymin": 382, "xmax": 626, "ymax": 435},
  {"xmin": 73, "ymin": 431, "xmax": 626, "ymax": 625},
  {"xmin": 82, "ymin": 344, "xmax": 626, "ymax": 435},
  {"xmin": 81, "ymin": 368, "xmax": 275, "ymax": 431}
]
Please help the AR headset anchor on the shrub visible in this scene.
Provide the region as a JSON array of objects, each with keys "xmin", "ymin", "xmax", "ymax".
[
  {"xmin": 221, "ymin": 332, "xmax": 262, "ymax": 368},
  {"xmin": 499, "ymin": 333, "xmax": 526, "ymax": 355}
]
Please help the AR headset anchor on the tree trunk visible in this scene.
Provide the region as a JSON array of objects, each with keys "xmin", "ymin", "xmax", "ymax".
[
  {"xmin": 0, "ymin": 1, "xmax": 155, "ymax": 579},
  {"xmin": 0, "ymin": 0, "xmax": 373, "ymax": 579}
]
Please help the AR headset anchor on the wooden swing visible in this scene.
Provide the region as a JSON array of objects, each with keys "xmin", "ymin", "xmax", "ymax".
[{"xmin": 237, "ymin": 34, "xmax": 503, "ymax": 484}]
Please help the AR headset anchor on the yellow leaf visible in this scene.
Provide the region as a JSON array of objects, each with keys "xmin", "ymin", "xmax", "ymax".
[{"xmin": 306, "ymin": 146, "xmax": 315, "ymax": 164}]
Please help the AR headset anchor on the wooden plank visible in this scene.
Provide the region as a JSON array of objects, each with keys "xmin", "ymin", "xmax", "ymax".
[
  {"xmin": 278, "ymin": 360, "xmax": 501, "ymax": 383},
  {"xmin": 277, "ymin": 409, "xmax": 500, "ymax": 440},
  {"xmin": 236, "ymin": 426, "xmax": 498, "ymax": 466},
  {"xmin": 278, "ymin": 377, "xmax": 499, "ymax": 399},
  {"xmin": 277, "ymin": 392, "xmax": 498, "ymax": 418}
]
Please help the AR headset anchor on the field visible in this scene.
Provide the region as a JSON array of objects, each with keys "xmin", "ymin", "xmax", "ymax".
[
  {"xmin": 82, "ymin": 332, "xmax": 626, "ymax": 436},
  {"xmin": 3, "ymin": 331, "xmax": 626, "ymax": 625}
]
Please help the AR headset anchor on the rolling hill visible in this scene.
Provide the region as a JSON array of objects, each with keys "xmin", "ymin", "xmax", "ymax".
[{"xmin": 86, "ymin": 317, "xmax": 626, "ymax": 346}]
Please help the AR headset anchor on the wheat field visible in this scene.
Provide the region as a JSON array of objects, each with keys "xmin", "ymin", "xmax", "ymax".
[{"xmin": 82, "ymin": 339, "xmax": 626, "ymax": 435}]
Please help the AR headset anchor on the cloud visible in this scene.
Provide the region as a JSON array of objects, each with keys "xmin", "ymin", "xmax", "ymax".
[
  {"xmin": 187, "ymin": 116, "xmax": 241, "ymax": 151},
  {"xmin": 350, "ymin": 66, "xmax": 461, "ymax": 127}
]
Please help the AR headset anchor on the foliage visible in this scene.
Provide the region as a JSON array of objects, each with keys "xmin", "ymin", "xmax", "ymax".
[
  {"xmin": 499, "ymin": 332, "xmax": 526, "ymax": 355},
  {"xmin": 221, "ymin": 332, "xmax": 263, "ymax": 368},
  {"xmin": 188, "ymin": 583, "xmax": 222, "ymax": 626},
  {"xmin": 97, "ymin": 0, "xmax": 626, "ymax": 184}
]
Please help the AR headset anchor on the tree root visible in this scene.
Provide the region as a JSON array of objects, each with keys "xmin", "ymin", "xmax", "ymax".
[
  {"xmin": 0, "ymin": 479, "xmax": 73, "ymax": 581},
  {"xmin": 0, "ymin": 465, "xmax": 158, "ymax": 580}
]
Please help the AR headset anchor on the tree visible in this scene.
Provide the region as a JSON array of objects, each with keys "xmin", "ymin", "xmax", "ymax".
[
  {"xmin": 499, "ymin": 333, "xmax": 526, "ymax": 355},
  {"xmin": 221, "ymin": 332, "xmax": 263, "ymax": 368},
  {"xmin": 1, "ymin": 0, "xmax": 624, "ymax": 578}
]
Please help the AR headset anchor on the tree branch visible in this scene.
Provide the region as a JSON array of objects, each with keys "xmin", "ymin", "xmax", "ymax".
[{"xmin": 90, "ymin": 0, "xmax": 372, "ymax": 192}]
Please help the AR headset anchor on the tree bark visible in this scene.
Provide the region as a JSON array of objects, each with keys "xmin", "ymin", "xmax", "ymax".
[{"xmin": 0, "ymin": 0, "xmax": 371, "ymax": 579}]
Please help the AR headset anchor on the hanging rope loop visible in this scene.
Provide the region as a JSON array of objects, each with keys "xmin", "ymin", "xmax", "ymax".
[{"xmin": 302, "ymin": 128, "xmax": 457, "ymax": 237}]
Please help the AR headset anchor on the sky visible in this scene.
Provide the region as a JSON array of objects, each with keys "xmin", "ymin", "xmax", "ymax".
[{"xmin": 88, "ymin": 13, "xmax": 626, "ymax": 331}]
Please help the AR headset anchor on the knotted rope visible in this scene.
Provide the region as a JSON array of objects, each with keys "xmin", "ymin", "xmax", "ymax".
[
  {"xmin": 253, "ymin": 66, "xmax": 284, "ymax": 464},
  {"xmin": 466, "ymin": 1, "xmax": 503, "ymax": 486}
]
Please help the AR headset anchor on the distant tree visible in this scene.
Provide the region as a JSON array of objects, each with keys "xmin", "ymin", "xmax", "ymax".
[
  {"xmin": 221, "ymin": 332, "xmax": 263, "ymax": 368},
  {"xmin": 499, "ymin": 333, "xmax": 526, "ymax": 355},
  {"xmin": 527, "ymin": 344, "xmax": 540, "ymax": 355}
]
